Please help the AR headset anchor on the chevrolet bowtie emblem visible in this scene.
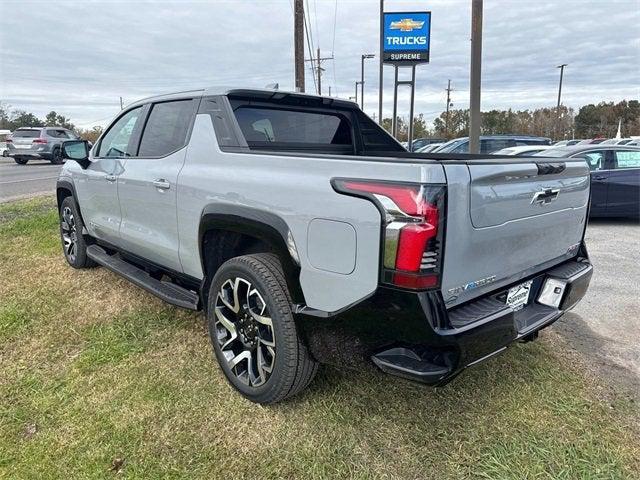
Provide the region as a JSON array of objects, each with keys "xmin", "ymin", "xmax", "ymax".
[{"xmin": 389, "ymin": 18, "xmax": 425, "ymax": 32}]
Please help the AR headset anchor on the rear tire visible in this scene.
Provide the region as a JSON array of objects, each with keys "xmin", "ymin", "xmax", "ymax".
[
  {"xmin": 51, "ymin": 147, "xmax": 64, "ymax": 164},
  {"xmin": 14, "ymin": 157, "xmax": 28, "ymax": 165},
  {"xmin": 207, "ymin": 253, "xmax": 318, "ymax": 404},
  {"xmin": 59, "ymin": 196, "xmax": 97, "ymax": 269}
]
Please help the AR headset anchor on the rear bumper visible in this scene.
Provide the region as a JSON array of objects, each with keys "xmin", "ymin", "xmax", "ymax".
[
  {"xmin": 299, "ymin": 256, "xmax": 592, "ymax": 385},
  {"xmin": 7, "ymin": 146, "xmax": 52, "ymax": 159}
]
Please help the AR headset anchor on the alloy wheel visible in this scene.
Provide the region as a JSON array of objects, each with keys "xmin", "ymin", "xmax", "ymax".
[
  {"xmin": 214, "ymin": 277, "xmax": 276, "ymax": 387},
  {"xmin": 61, "ymin": 206, "xmax": 78, "ymax": 263}
]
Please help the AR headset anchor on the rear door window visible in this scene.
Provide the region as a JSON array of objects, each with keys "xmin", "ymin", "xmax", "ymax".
[
  {"xmin": 614, "ymin": 150, "xmax": 640, "ymax": 169},
  {"xmin": 138, "ymin": 100, "xmax": 196, "ymax": 157},
  {"xmin": 233, "ymin": 106, "xmax": 353, "ymax": 151}
]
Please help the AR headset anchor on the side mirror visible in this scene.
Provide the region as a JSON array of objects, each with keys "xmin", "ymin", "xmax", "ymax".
[{"xmin": 61, "ymin": 140, "xmax": 91, "ymax": 169}]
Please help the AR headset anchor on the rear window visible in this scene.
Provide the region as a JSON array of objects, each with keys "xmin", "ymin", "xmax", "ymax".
[
  {"xmin": 13, "ymin": 129, "xmax": 41, "ymax": 138},
  {"xmin": 233, "ymin": 106, "xmax": 352, "ymax": 148}
]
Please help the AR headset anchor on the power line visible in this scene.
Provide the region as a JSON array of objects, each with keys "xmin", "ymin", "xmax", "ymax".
[{"xmin": 303, "ymin": 8, "xmax": 318, "ymax": 94}]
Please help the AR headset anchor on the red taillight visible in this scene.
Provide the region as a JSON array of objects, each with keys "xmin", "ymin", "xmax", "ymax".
[
  {"xmin": 334, "ymin": 179, "xmax": 445, "ymax": 290},
  {"xmin": 5, "ymin": 138, "xmax": 12, "ymax": 143},
  {"xmin": 33, "ymin": 138, "xmax": 48, "ymax": 144}
]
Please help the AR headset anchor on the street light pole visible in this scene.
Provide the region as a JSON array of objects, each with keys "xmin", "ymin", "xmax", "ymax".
[
  {"xmin": 360, "ymin": 54, "xmax": 375, "ymax": 111},
  {"xmin": 556, "ymin": 63, "xmax": 568, "ymax": 140}
]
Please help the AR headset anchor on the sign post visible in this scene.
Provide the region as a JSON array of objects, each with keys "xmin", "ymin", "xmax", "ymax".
[{"xmin": 382, "ymin": 11, "xmax": 431, "ymax": 150}]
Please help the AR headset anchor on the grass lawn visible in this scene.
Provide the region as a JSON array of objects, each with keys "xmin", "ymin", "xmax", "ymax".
[{"xmin": 1, "ymin": 196, "xmax": 638, "ymax": 479}]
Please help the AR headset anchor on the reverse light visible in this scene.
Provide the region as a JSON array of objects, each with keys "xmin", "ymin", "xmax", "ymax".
[{"xmin": 333, "ymin": 179, "xmax": 445, "ymax": 290}]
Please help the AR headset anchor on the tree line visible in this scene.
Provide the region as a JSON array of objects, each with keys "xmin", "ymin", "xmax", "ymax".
[
  {"xmin": 0, "ymin": 103, "xmax": 104, "ymax": 143},
  {"xmin": 2, "ymin": 99, "xmax": 638, "ymax": 144},
  {"xmin": 384, "ymin": 100, "xmax": 639, "ymax": 142}
]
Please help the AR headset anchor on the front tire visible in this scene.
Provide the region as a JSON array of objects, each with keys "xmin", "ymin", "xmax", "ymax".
[
  {"xmin": 59, "ymin": 196, "xmax": 96, "ymax": 269},
  {"xmin": 207, "ymin": 253, "xmax": 318, "ymax": 404},
  {"xmin": 14, "ymin": 157, "xmax": 28, "ymax": 165}
]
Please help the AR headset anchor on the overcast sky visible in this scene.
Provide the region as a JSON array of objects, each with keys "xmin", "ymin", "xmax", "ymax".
[{"xmin": 1, "ymin": 0, "xmax": 639, "ymax": 128}]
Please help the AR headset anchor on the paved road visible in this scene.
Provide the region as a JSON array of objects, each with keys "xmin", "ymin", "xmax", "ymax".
[
  {"xmin": 0, "ymin": 156, "xmax": 62, "ymax": 202},
  {"xmin": 554, "ymin": 219, "xmax": 640, "ymax": 398}
]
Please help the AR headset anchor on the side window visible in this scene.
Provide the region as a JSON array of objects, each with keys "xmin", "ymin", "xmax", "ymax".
[
  {"xmin": 614, "ymin": 150, "xmax": 640, "ymax": 169},
  {"xmin": 451, "ymin": 141, "xmax": 469, "ymax": 153},
  {"xmin": 582, "ymin": 151, "xmax": 605, "ymax": 171},
  {"xmin": 355, "ymin": 110, "xmax": 404, "ymax": 152},
  {"xmin": 98, "ymin": 107, "xmax": 142, "ymax": 158},
  {"xmin": 46, "ymin": 129, "xmax": 69, "ymax": 139},
  {"xmin": 138, "ymin": 100, "xmax": 195, "ymax": 157},
  {"xmin": 482, "ymin": 139, "xmax": 513, "ymax": 153}
]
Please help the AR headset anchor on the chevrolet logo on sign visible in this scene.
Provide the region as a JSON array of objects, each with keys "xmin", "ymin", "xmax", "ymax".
[{"xmin": 389, "ymin": 18, "xmax": 425, "ymax": 32}]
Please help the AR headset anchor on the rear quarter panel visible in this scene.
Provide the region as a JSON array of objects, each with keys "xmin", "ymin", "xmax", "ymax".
[{"xmin": 177, "ymin": 114, "xmax": 446, "ymax": 313}]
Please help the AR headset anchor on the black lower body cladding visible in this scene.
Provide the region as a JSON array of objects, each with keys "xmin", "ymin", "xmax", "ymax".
[{"xmin": 297, "ymin": 256, "xmax": 593, "ymax": 385}]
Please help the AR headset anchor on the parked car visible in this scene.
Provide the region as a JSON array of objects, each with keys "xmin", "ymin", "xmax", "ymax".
[
  {"xmin": 599, "ymin": 138, "xmax": 634, "ymax": 146},
  {"xmin": 536, "ymin": 145, "xmax": 640, "ymax": 218},
  {"xmin": 576, "ymin": 138, "xmax": 606, "ymax": 145},
  {"xmin": 553, "ymin": 139, "xmax": 582, "ymax": 147},
  {"xmin": 56, "ymin": 88, "xmax": 593, "ymax": 404},
  {"xmin": 416, "ymin": 142, "xmax": 443, "ymax": 153},
  {"xmin": 410, "ymin": 137, "xmax": 445, "ymax": 152},
  {"xmin": 433, "ymin": 135, "xmax": 552, "ymax": 154},
  {"xmin": 492, "ymin": 145, "xmax": 554, "ymax": 156},
  {"xmin": 0, "ymin": 129, "xmax": 11, "ymax": 156},
  {"xmin": 6, "ymin": 126, "xmax": 80, "ymax": 164}
]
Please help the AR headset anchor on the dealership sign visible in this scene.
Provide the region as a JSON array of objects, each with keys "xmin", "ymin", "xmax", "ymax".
[{"xmin": 383, "ymin": 11, "xmax": 431, "ymax": 64}]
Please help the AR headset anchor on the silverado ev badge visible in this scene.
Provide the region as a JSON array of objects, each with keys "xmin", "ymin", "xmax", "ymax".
[{"xmin": 448, "ymin": 275, "xmax": 497, "ymax": 296}]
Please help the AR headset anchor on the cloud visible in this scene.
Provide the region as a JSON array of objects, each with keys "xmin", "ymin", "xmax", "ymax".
[{"xmin": 1, "ymin": 0, "xmax": 638, "ymax": 128}]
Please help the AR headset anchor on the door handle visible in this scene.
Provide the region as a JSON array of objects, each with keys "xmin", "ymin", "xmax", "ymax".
[
  {"xmin": 105, "ymin": 174, "xmax": 117, "ymax": 182},
  {"xmin": 594, "ymin": 175, "xmax": 607, "ymax": 181},
  {"xmin": 153, "ymin": 179, "xmax": 171, "ymax": 190}
]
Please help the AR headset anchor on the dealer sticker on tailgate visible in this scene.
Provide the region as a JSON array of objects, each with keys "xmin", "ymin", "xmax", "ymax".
[{"xmin": 506, "ymin": 280, "xmax": 533, "ymax": 311}]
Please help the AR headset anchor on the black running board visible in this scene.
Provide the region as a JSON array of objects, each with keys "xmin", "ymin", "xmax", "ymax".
[
  {"xmin": 86, "ymin": 245, "xmax": 200, "ymax": 310},
  {"xmin": 372, "ymin": 347, "xmax": 452, "ymax": 384}
]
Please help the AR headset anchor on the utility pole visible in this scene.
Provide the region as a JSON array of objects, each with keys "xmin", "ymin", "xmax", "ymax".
[
  {"xmin": 469, "ymin": 0, "xmax": 483, "ymax": 154},
  {"xmin": 378, "ymin": 0, "xmax": 384, "ymax": 124},
  {"xmin": 445, "ymin": 80, "xmax": 452, "ymax": 138},
  {"xmin": 294, "ymin": 0, "xmax": 305, "ymax": 92},
  {"xmin": 119, "ymin": 97, "xmax": 124, "ymax": 110},
  {"xmin": 355, "ymin": 81, "xmax": 361, "ymax": 104},
  {"xmin": 306, "ymin": 48, "xmax": 333, "ymax": 95},
  {"xmin": 360, "ymin": 54, "xmax": 375, "ymax": 110},
  {"xmin": 556, "ymin": 64, "xmax": 567, "ymax": 140}
]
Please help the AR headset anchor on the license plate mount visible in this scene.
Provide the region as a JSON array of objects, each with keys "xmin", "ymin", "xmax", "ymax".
[{"xmin": 506, "ymin": 280, "xmax": 533, "ymax": 311}]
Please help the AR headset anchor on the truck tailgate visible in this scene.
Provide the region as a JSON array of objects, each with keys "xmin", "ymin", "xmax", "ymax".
[{"xmin": 441, "ymin": 158, "xmax": 589, "ymax": 308}]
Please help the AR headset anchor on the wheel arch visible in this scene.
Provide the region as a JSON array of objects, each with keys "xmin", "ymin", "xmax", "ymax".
[
  {"xmin": 198, "ymin": 205, "xmax": 304, "ymax": 308},
  {"xmin": 56, "ymin": 179, "xmax": 85, "ymax": 225}
]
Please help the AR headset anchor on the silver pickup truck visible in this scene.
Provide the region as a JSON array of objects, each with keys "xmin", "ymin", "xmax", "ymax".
[{"xmin": 56, "ymin": 88, "xmax": 593, "ymax": 404}]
